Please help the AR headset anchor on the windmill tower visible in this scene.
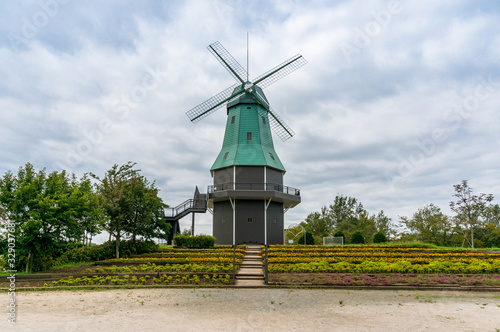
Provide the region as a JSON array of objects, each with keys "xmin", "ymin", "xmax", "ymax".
[{"xmin": 186, "ymin": 41, "xmax": 306, "ymax": 245}]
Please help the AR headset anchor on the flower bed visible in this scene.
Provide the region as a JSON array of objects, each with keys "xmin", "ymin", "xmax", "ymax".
[
  {"xmin": 265, "ymin": 245, "xmax": 500, "ymax": 288},
  {"xmin": 48, "ymin": 273, "xmax": 233, "ymax": 287},
  {"xmin": 89, "ymin": 263, "xmax": 238, "ymax": 274},
  {"xmin": 268, "ymin": 273, "xmax": 500, "ymax": 287}
]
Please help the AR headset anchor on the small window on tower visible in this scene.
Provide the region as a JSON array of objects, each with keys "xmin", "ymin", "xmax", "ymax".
[
  {"xmin": 262, "ymin": 117, "xmax": 266, "ymax": 125},
  {"xmin": 269, "ymin": 153, "xmax": 275, "ymax": 160},
  {"xmin": 246, "ymin": 106, "xmax": 252, "ymax": 109},
  {"xmin": 231, "ymin": 116, "xmax": 235, "ymax": 124},
  {"xmin": 247, "ymin": 217, "xmax": 253, "ymax": 223},
  {"xmin": 223, "ymin": 152, "xmax": 229, "ymax": 160},
  {"xmin": 247, "ymin": 132, "xmax": 252, "ymax": 140}
]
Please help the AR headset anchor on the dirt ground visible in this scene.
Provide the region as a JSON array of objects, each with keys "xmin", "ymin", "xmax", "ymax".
[{"xmin": 3, "ymin": 288, "xmax": 500, "ymax": 331}]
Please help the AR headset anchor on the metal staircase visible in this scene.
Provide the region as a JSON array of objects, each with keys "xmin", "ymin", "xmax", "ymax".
[
  {"xmin": 164, "ymin": 186, "xmax": 207, "ymax": 221},
  {"xmin": 163, "ymin": 187, "xmax": 207, "ymax": 243}
]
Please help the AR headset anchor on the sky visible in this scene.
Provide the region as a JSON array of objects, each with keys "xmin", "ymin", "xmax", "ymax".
[{"xmin": 1, "ymin": 0, "xmax": 499, "ymax": 242}]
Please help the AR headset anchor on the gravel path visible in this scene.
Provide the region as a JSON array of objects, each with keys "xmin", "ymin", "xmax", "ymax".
[{"xmin": 3, "ymin": 288, "xmax": 500, "ymax": 331}]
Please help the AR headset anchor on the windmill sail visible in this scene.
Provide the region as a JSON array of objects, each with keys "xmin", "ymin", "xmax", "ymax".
[
  {"xmin": 186, "ymin": 83, "xmax": 244, "ymax": 123},
  {"xmin": 208, "ymin": 41, "xmax": 247, "ymax": 84},
  {"xmin": 186, "ymin": 40, "xmax": 305, "ymax": 141},
  {"xmin": 253, "ymin": 54, "xmax": 307, "ymax": 89}
]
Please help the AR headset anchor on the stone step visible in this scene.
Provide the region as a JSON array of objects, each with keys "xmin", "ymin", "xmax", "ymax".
[
  {"xmin": 236, "ymin": 276, "xmax": 264, "ymax": 281},
  {"xmin": 234, "ymin": 279, "xmax": 266, "ymax": 287},
  {"xmin": 240, "ymin": 263, "xmax": 263, "ymax": 267}
]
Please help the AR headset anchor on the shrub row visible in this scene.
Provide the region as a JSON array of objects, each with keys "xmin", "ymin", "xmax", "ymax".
[
  {"xmin": 55, "ymin": 240, "xmax": 158, "ymax": 265},
  {"xmin": 173, "ymin": 234, "xmax": 216, "ymax": 248}
]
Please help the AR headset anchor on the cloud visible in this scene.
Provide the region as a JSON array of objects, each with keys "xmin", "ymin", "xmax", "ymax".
[{"xmin": 1, "ymin": 0, "xmax": 499, "ymax": 238}]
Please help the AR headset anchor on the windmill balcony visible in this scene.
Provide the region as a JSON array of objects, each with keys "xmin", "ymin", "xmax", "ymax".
[{"xmin": 208, "ymin": 182, "xmax": 300, "ymax": 196}]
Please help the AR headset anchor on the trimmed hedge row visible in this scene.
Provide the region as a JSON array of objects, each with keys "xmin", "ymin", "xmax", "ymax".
[{"xmin": 173, "ymin": 234, "xmax": 216, "ymax": 248}]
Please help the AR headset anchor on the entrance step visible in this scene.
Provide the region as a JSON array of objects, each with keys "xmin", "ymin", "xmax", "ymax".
[{"xmin": 235, "ymin": 245, "xmax": 265, "ymax": 287}]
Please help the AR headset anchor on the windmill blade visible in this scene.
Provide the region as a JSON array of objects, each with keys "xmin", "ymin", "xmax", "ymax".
[
  {"xmin": 253, "ymin": 54, "xmax": 307, "ymax": 90},
  {"xmin": 208, "ymin": 41, "xmax": 248, "ymax": 85},
  {"xmin": 251, "ymin": 89, "xmax": 295, "ymax": 141},
  {"xmin": 186, "ymin": 83, "xmax": 244, "ymax": 123}
]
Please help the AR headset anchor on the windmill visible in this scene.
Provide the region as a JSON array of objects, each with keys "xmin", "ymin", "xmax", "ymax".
[{"xmin": 186, "ymin": 41, "xmax": 306, "ymax": 245}]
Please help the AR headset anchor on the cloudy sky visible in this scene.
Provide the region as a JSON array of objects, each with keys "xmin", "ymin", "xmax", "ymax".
[{"xmin": 1, "ymin": 0, "xmax": 499, "ymax": 241}]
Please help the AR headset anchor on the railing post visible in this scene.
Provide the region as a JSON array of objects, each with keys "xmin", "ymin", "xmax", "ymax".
[
  {"xmin": 232, "ymin": 244, "xmax": 236, "ymax": 285},
  {"xmin": 264, "ymin": 244, "xmax": 268, "ymax": 285}
]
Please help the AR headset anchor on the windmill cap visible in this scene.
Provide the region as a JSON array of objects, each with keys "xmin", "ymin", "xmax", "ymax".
[{"xmin": 227, "ymin": 84, "xmax": 268, "ymax": 109}]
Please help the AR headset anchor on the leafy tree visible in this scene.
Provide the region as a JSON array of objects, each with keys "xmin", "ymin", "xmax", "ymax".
[
  {"xmin": 373, "ymin": 232, "xmax": 387, "ymax": 243},
  {"xmin": 350, "ymin": 231, "xmax": 365, "ymax": 244},
  {"xmin": 301, "ymin": 206, "xmax": 332, "ymax": 238},
  {"xmin": 400, "ymin": 204, "xmax": 451, "ymax": 246},
  {"xmin": 91, "ymin": 162, "xmax": 168, "ymax": 258},
  {"xmin": 298, "ymin": 231, "xmax": 315, "ymax": 245},
  {"xmin": 450, "ymin": 180, "xmax": 494, "ymax": 248},
  {"xmin": 329, "ymin": 195, "xmax": 366, "ymax": 229},
  {"xmin": 0, "ymin": 163, "xmax": 102, "ymax": 272},
  {"xmin": 373, "ymin": 210, "xmax": 393, "ymax": 237},
  {"xmin": 475, "ymin": 204, "xmax": 500, "ymax": 248}
]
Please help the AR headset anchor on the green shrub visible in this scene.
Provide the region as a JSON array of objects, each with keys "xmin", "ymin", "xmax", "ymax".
[
  {"xmin": 55, "ymin": 240, "xmax": 158, "ymax": 265},
  {"xmin": 174, "ymin": 234, "xmax": 216, "ymax": 248},
  {"xmin": 350, "ymin": 231, "xmax": 365, "ymax": 244},
  {"xmin": 373, "ymin": 232, "xmax": 388, "ymax": 243},
  {"xmin": 333, "ymin": 231, "xmax": 345, "ymax": 243},
  {"xmin": 298, "ymin": 231, "xmax": 315, "ymax": 245}
]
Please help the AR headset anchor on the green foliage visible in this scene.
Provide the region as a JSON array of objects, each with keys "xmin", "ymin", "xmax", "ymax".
[
  {"xmin": 174, "ymin": 234, "xmax": 216, "ymax": 248},
  {"xmin": 450, "ymin": 180, "xmax": 494, "ymax": 248},
  {"xmin": 302, "ymin": 195, "xmax": 392, "ymax": 245},
  {"xmin": 0, "ymin": 163, "xmax": 103, "ymax": 272},
  {"xmin": 55, "ymin": 240, "xmax": 158, "ymax": 265},
  {"xmin": 400, "ymin": 204, "xmax": 452, "ymax": 247},
  {"xmin": 350, "ymin": 231, "xmax": 365, "ymax": 244},
  {"xmin": 91, "ymin": 162, "xmax": 168, "ymax": 258},
  {"xmin": 333, "ymin": 231, "xmax": 345, "ymax": 242},
  {"xmin": 373, "ymin": 232, "xmax": 387, "ymax": 243},
  {"xmin": 298, "ymin": 231, "xmax": 315, "ymax": 245}
]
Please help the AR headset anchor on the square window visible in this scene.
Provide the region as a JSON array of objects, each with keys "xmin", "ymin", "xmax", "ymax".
[
  {"xmin": 247, "ymin": 132, "xmax": 252, "ymax": 140},
  {"xmin": 246, "ymin": 106, "xmax": 251, "ymax": 109},
  {"xmin": 262, "ymin": 116, "xmax": 266, "ymax": 125},
  {"xmin": 247, "ymin": 217, "xmax": 253, "ymax": 223},
  {"xmin": 231, "ymin": 116, "xmax": 235, "ymax": 124},
  {"xmin": 223, "ymin": 152, "xmax": 229, "ymax": 160}
]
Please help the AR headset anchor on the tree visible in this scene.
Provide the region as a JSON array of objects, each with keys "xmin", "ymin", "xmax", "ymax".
[
  {"xmin": 400, "ymin": 204, "xmax": 451, "ymax": 246},
  {"xmin": 0, "ymin": 163, "xmax": 102, "ymax": 271},
  {"xmin": 475, "ymin": 204, "xmax": 500, "ymax": 248},
  {"xmin": 91, "ymin": 162, "xmax": 168, "ymax": 258},
  {"xmin": 450, "ymin": 180, "xmax": 494, "ymax": 248},
  {"xmin": 373, "ymin": 210, "xmax": 393, "ymax": 237},
  {"xmin": 301, "ymin": 206, "xmax": 333, "ymax": 239},
  {"xmin": 329, "ymin": 195, "xmax": 366, "ymax": 229}
]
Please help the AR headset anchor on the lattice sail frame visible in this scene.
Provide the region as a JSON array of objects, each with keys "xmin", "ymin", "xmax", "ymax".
[{"xmin": 186, "ymin": 41, "xmax": 307, "ymax": 141}]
